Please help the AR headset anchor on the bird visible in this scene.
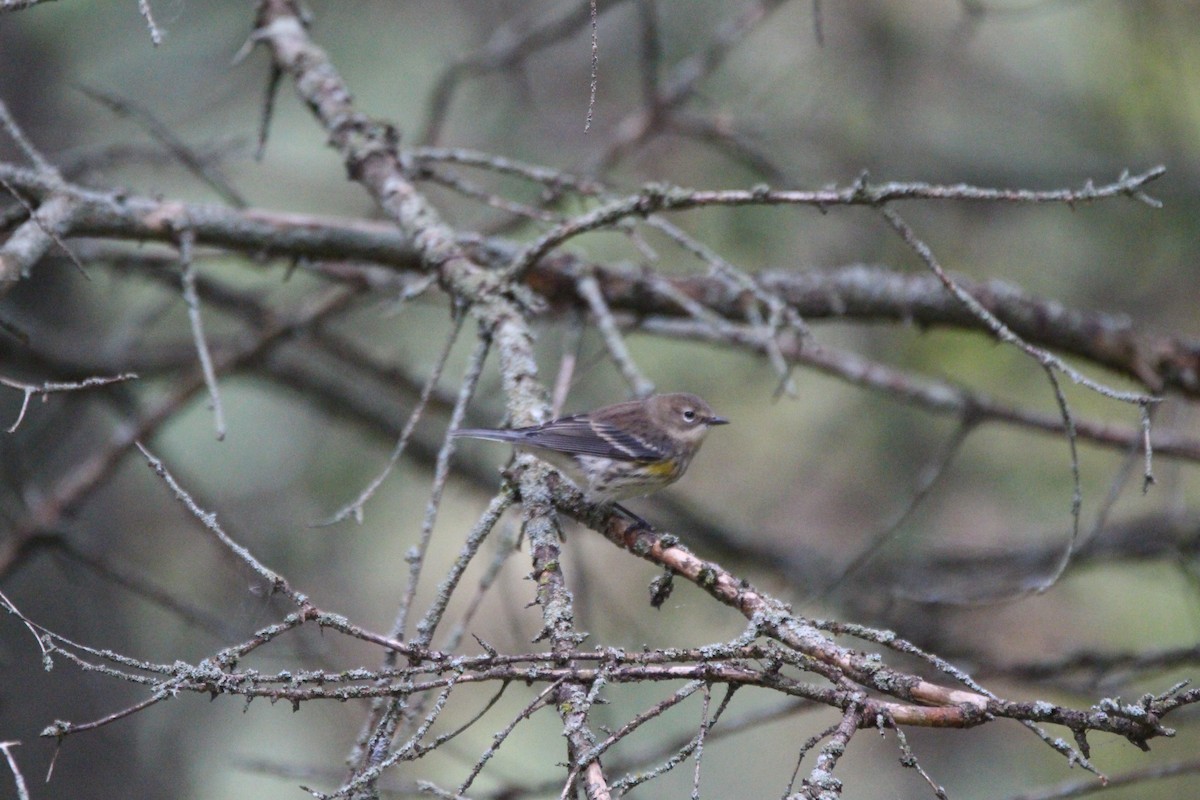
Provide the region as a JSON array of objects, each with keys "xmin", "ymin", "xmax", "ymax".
[{"xmin": 452, "ymin": 392, "xmax": 729, "ymax": 504}]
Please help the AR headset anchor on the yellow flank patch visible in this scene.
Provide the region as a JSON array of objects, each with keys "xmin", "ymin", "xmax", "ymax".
[{"xmin": 642, "ymin": 459, "xmax": 679, "ymax": 477}]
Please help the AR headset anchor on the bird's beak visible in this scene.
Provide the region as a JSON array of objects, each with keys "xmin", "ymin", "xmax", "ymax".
[{"xmin": 707, "ymin": 415, "xmax": 730, "ymax": 426}]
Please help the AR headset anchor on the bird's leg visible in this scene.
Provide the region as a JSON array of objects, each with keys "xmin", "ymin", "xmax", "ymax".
[{"xmin": 612, "ymin": 502, "xmax": 654, "ymax": 534}]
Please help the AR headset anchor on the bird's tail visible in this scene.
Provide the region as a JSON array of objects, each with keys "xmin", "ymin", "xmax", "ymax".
[{"xmin": 451, "ymin": 428, "xmax": 524, "ymax": 443}]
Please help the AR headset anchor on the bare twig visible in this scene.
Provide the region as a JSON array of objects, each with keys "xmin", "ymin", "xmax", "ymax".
[
  {"xmin": 419, "ymin": 0, "xmax": 627, "ymax": 145},
  {"xmin": 796, "ymin": 701, "xmax": 864, "ymax": 799},
  {"xmin": 396, "ymin": 334, "xmax": 492, "ymax": 641},
  {"xmin": 178, "ymin": 228, "xmax": 227, "ymax": 440},
  {"xmin": 637, "ymin": 320, "xmax": 1200, "ymax": 461},
  {"xmin": 551, "ymin": 311, "xmax": 585, "ymax": 416},
  {"xmin": 784, "ymin": 721, "xmax": 842, "ymax": 798},
  {"xmin": 878, "ymin": 205, "xmax": 1156, "ymax": 408},
  {"xmin": 691, "ymin": 682, "xmax": 712, "ymax": 800},
  {"xmin": 1006, "ymin": 756, "xmax": 1200, "ymax": 800},
  {"xmin": 1, "ymin": 0, "xmax": 61, "ymax": 10},
  {"xmin": 891, "ymin": 724, "xmax": 948, "ymax": 800},
  {"xmin": 585, "ymin": 0, "xmax": 599, "ymax": 133},
  {"xmin": 570, "ymin": 679, "xmax": 705, "ymax": 789},
  {"xmin": 0, "ymin": 741, "xmax": 29, "ymax": 800},
  {"xmin": 137, "ymin": 0, "xmax": 163, "ymax": 45},
  {"xmin": 319, "ymin": 314, "xmax": 466, "ymax": 526},
  {"xmin": 135, "ymin": 442, "xmax": 298, "ymax": 600},
  {"xmin": 457, "ymin": 677, "xmax": 566, "ymax": 796},
  {"xmin": 77, "ymin": 85, "xmax": 244, "ymax": 206},
  {"xmin": 414, "ymin": 488, "xmax": 515, "ymax": 649},
  {"xmin": 504, "ymin": 167, "xmax": 1167, "ymax": 281},
  {"xmin": 0, "ymin": 588, "xmax": 51, "ymax": 662},
  {"xmin": 1, "ymin": 371, "xmax": 137, "ymax": 433},
  {"xmin": 820, "ymin": 418, "xmax": 975, "ymax": 596},
  {"xmin": 577, "ymin": 271, "xmax": 654, "ymax": 396},
  {"xmin": 0, "ymin": 99, "xmax": 57, "ymax": 176}
]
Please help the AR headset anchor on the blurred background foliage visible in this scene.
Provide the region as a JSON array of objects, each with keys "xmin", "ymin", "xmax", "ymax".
[{"xmin": 1, "ymin": 1, "xmax": 1198, "ymax": 799}]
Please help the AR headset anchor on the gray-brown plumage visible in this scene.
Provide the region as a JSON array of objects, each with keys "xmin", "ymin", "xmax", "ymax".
[{"xmin": 453, "ymin": 393, "xmax": 728, "ymax": 502}]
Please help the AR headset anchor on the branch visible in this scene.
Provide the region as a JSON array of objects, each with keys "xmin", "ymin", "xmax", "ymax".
[
  {"xmin": 547, "ymin": 484, "xmax": 1191, "ymax": 753},
  {"xmin": 3, "ymin": 163, "xmax": 1188, "ymax": 401},
  {"xmin": 0, "ymin": 163, "xmax": 421, "ymax": 270},
  {"xmin": 528, "ymin": 259, "xmax": 1197, "ymax": 398},
  {"xmin": 252, "ymin": 4, "xmax": 600, "ymax": 796}
]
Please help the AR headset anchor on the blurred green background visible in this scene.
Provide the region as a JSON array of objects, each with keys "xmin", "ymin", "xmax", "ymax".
[{"xmin": 1, "ymin": 2, "xmax": 1198, "ymax": 798}]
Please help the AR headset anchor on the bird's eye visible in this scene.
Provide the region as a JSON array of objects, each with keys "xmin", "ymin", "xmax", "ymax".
[{"xmin": 682, "ymin": 409, "xmax": 697, "ymax": 422}]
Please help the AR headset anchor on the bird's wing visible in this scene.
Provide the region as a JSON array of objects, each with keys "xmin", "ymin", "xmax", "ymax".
[{"xmin": 518, "ymin": 417, "xmax": 665, "ymax": 461}]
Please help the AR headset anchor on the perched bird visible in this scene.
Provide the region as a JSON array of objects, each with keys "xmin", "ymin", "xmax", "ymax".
[{"xmin": 453, "ymin": 393, "xmax": 729, "ymax": 504}]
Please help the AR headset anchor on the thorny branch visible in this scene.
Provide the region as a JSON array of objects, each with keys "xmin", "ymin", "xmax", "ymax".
[
  {"xmin": 19, "ymin": 471, "xmax": 1193, "ymax": 782},
  {"xmin": 1, "ymin": 2, "xmax": 1197, "ymax": 800}
]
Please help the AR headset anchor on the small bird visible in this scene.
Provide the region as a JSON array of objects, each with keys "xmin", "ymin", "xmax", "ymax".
[{"xmin": 453, "ymin": 393, "xmax": 729, "ymax": 504}]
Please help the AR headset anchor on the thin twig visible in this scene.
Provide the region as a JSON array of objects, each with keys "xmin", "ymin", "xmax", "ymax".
[
  {"xmin": 691, "ymin": 682, "xmax": 712, "ymax": 800},
  {"xmin": 1006, "ymin": 756, "xmax": 1200, "ymax": 800},
  {"xmin": 0, "ymin": 741, "xmax": 29, "ymax": 800},
  {"xmin": 505, "ymin": 169, "xmax": 1167, "ymax": 280},
  {"xmin": 395, "ymin": 334, "xmax": 491, "ymax": 641},
  {"xmin": 179, "ymin": 228, "xmax": 227, "ymax": 440},
  {"xmin": 456, "ymin": 677, "xmax": 566, "ymax": 796},
  {"xmin": 411, "ymin": 162, "xmax": 562, "ymax": 222},
  {"xmin": 436, "ymin": 515, "xmax": 523, "ymax": 654},
  {"xmin": 635, "ymin": 319, "xmax": 1200, "ymax": 461},
  {"xmin": 551, "ymin": 311, "xmax": 585, "ymax": 416},
  {"xmin": 319, "ymin": 314, "xmax": 466, "ymax": 526},
  {"xmin": 820, "ymin": 419, "xmax": 975, "ymax": 597},
  {"xmin": 134, "ymin": 442, "xmax": 298, "ymax": 602},
  {"xmin": 77, "ymin": 85, "xmax": 245, "ymax": 206},
  {"xmin": 644, "ymin": 214, "xmax": 803, "ymax": 394},
  {"xmin": 0, "ymin": 588, "xmax": 51, "ymax": 662},
  {"xmin": 0, "ymin": 98, "xmax": 58, "ymax": 177},
  {"xmin": 783, "ymin": 721, "xmax": 842, "ymax": 797},
  {"xmin": 1, "ymin": 372, "xmax": 137, "ymax": 433},
  {"xmin": 414, "ymin": 488, "xmax": 515, "ymax": 649},
  {"xmin": 577, "ymin": 272, "xmax": 654, "ymax": 396},
  {"xmin": 585, "ymin": 0, "xmax": 599, "ymax": 133},
  {"xmin": 891, "ymin": 724, "xmax": 948, "ymax": 800},
  {"xmin": 877, "ymin": 205, "xmax": 1156, "ymax": 408},
  {"xmin": 137, "ymin": 0, "xmax": 163, "ymax": 45},
  {"xmin": 609, "ymin": 676, "xmax": 741, "ymax": 794},
  {"xmin": 574, "ymin": 680, "xmax": 705, "ymax": 779}
]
